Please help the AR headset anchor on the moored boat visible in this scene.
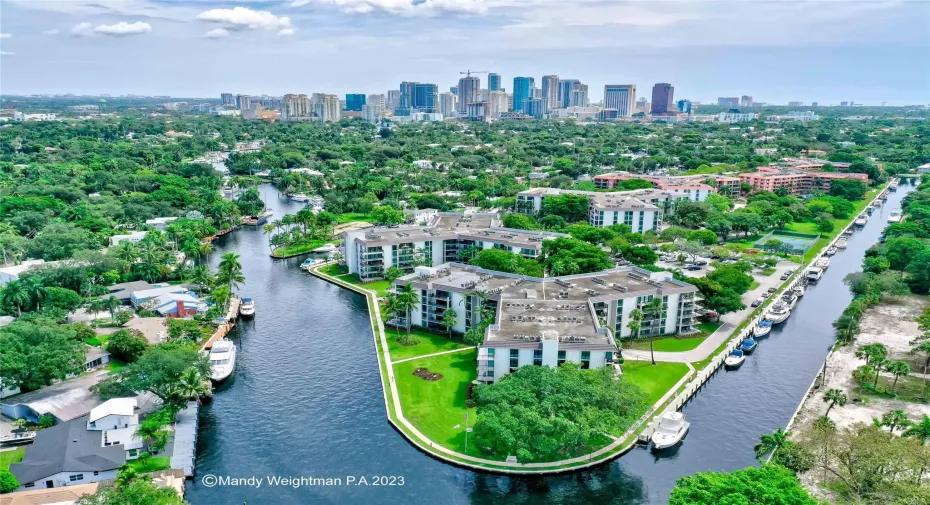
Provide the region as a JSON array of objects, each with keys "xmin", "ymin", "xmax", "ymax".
[
  {"xmin": 826, "ymin": 247, "xmax": 838, "ymax": 256},
  {"xmin": 0, "ymin": 431, "xmax": 36, "ymax": 446},
  {"xmin": 835, "ymin": 238, "xmax": 848, "ymax": 249},
  {"xmin": 781, "ymin": 291, "xmax": 799, "ymax": 310},
  {"xmin": 806, "ymin": 267, "xmax": 823, "ymax": 282},
  {"xmin": 854, "ymin": 215, "xmax": 867, "ymax": 227},
  {"xmin": 889, "ymin": 179, "xmax": 898, "ymax": 192},
  {"xmin": 740, "ymin": 336, "xmax": 758, "ymax": 354},
  {"xmin": 815, "ymin": 257, "xmax": 830, "ymax": 270},
  {"xmin": 767, "ymin": 302, "xmax": 792, "ymax": 323},
  {"xmin": 754, "ymin": 320, "xmax": 773, "ymax": 337},
  {"xmin": 887, "ymin": 209, "xmax": 902, "ymax": 223},
  {"xmin": 255, "ymin": 209, "xmax": 273, "ymax": 225},
  {"xmin": 793, "ymin": 284, "xmax": 805, "ymax": 298},
  {"xmin": 724, "ymin": 349, "xmax": 746, "ymax": 369},
  {"xmin": 651, "ymin": 412, "xmax": 690, "ymax": 450},
  {"xmin": 239, "ymin": 297, "xmax": 255, "ymax": 316},
  {"xmin": 208, "ymin": 339, "xmax": 237, "ymax": 382},
  {"xmin": 289, "ymin": 193, "xmax": 310, "ymax": 202}
]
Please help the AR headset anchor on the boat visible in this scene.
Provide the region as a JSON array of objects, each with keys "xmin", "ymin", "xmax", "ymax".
[
  {"xmin": 254, "ymin": 209, "xmax": 273, "ymax": 225},
  {"xmin": 300, "ymin": 257, "xmax": 325, "ymax": 270},
  {"xmin": 866, "ymin": 206, "xmax": 874, "ymax": 215},
  {"xmin": 781, "ymin": 291, "xmax": 799, "ymax": 310},
  {"xmin": 724, "ymin": 349, "xmax": 746, "ymax": 369},
  {"xmin": 289, "ymin": 193, "xmax": 310, "ymax": 203},
  {"xmin": 835, "ymin": 238, "xmax": 848, "ymax": 249},
  {"xmin": 767, "ymin": 302, "xmax": 792, "ymax": 324},
  {"xmin": 0, "ymin": 431, "xmax": 36, "ymax": 446},
  {"xmin": 754, "ymin": 320, "xmax": 773, "ymax": 337},
  {"xmin": 889, "ymin": 179, "xmax": 899, "ymax": 192},
  {"xmin": 826, "ymin": 247, "xmax": 838, "ymax": 256},
  {"xmin": 651, "ymin": 412, "xmax": 690, "ymax": 450},
  {"xmin": 793, "ymin": 284, "xmax": 805, "ymax": 298},
  {"xmin": 239, "ymin": 297, "xmax": 255, "ymax": 316},
  {"xmin": 806, "ymin": 267, "xmax": 824, "ymax": 282},
  {"xmin": 740, "ymin": 337, "xmax": 758, "ymax": 354},
  {"xmin": 854, "ymin": 215, "xmax": 867, "ymax": 227},
  {"xmin": 208, "ymin": 339, "xmax": 237, "ymax": 382},
  {"xmin": 887, "ymin": 210, "xmax": 902, "ymax": 223},
  {"xmin": 815, "ymin": 257, "xmax": 830, "ymax": 270}
]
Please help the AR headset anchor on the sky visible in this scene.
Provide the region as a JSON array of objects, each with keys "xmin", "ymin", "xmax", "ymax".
[{"xmin": 1, "ymin": 0, "xmax": 929, "ymax": 105}]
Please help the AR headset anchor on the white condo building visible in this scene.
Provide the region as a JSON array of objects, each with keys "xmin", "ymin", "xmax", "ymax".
[
  {"xmin": 604, "ymin": 85, "xmax": 636, "ymax": 117},
  {"xmin": 515, "ymin": 187, "xmax": 690, "ymax": 232}
]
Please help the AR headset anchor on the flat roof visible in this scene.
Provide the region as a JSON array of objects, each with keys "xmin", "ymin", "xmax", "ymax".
[{"xmin": 1, "ymin": 373, "xmax": 109, "ymax": 422}]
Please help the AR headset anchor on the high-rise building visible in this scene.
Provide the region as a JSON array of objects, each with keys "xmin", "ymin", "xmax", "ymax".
[
  {"xmin": 367, "ymin": 94, "xmax": 386, "ymax": 111},
  {"xmin": 413, "ymin": 83, "xmax": 439, "ymax": 113},
  {"xmin": 386, "ymin": 90, "xmax": 401, "ymax": 110},
  {"xmin": 345, "ymin": 94, "xmax": 366, "ymax": 111},
  {"xmin": 450, "ymin": 86, "xmax": 458, "ymax": 95},
  {"xmin": 512, "ymin": 77, "xmax": 535, "ymax": 112},
  {"xmin": 717, "ymin": 97, "xmax": 740, "ymax": 108},
  {"xmin": 439, "ymin": 92, "xmax": 456, "ymax": 117},
  {"xmin": 570, "ymin": 84, "xmax": 589, "ymax": 107},
  {"xmin": 399, "ymin": 82, "xmax": 417, "ymax": 110},
  {"xmin": 487, "ymin": 73, "xmax": 501, "ymax": 92},
  {"xmin": 457, "ymin": 76, "xmax": 480, "ymax": 114},
  {"xmin": 236, "ymin": 94, "xmax": 251, "ymax": 111},
  {"xmin": 221, "ymin": 93, "xmax": 235, "ymax": 106},
  {"xmin": 811, "ymin": 101, "xmax": 819, "ymax": 107},
  {"xmin": 677, "ymin": 99, "xmax": 692, "ymax": 114},
  {"xmin": 604, "ymin": 85, "xmax": 636, "ymax": 117},
  {"xmin": 362, "ymin": 103, "xmax": 382, "ymax": 123},
  {"xmin": 314, "ymin": 94, "xmax": 340, "ymax": 122},
  {"xmin": 650, "ymin": 83, "xmax": 674, "ymax": 115},
  {"xmin": 787, "ymin": 101, "xmax": 803, "ymax": 107},
  {"xmin": 541, "ymin": 75, "xmax": 559, "ymax": 111},
  {"xmin": 524, "ymin": 98, "xmax": 546, "ymax": 119},
  {"xmin": 740, "ymin": 95, "xmax": 753, "ymax": 107},
  {"xmin": 282, "ymin": 93, "xmax": 311, "ymax": 120},
  {"xmin": 487, "ymin": 91, "xmax": 509, "ymax": 118},
  {"xmin": 840, "ymin": 101, "xmax": 849, "ymax": 107},
  {"xmin": 557, "ymin": 79, "xmax": 581, "ymax": 108}
]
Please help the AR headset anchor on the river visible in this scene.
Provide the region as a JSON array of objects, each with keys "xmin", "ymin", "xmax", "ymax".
[{"xmin": 186, "ymin": 181, "xmax": 914, "ymax": 505}]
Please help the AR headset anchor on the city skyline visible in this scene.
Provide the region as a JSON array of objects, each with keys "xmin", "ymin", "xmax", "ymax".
[{"xmin": 0, "ymin": 1, "xmax": 928, "ymax": 104}]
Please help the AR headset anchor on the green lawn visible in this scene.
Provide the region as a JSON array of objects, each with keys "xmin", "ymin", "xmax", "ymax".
[
  {"xmin": 84, "ymin": 335, "xmax": 110, "ymax": 347},
  {"xmin": 393, "ymin": 349, "xmax": 481, "ymax": 456},
  {"xmin": 0, "ymin": 447, "xmax": 25, "ymax": 471},
  {"xmin": 386, "ymin": 327, "xmax": 471, "ymax": 361},
  {"xmin": 107, "ymin": 358, "xmax": 127, "ymax": 371},
  {"xmin": 271, "ymin": 240, "xmax": 326, "ymax": 258},
  {"xmin": 125, "ymin": 455, "xmax": 171, "ymax": 474},
  {"xmin": 335, "ymin": 212, "xmax": 374, "ymax": 224},
  {"xmin": 691, "ymin": 357, "xmax": 714, "ymax": 371},
  {"xmin": 749, "ymin": 280, "xmax": 761, "ymax": 290},
  {"xmin": 622, "ymin": 360, "xmax": 691, "ymax": 405},
  {"xmin": 855, "ymin": 374, "xmax": 929, "ymax": 404},
  {"xmin": 627, "ymin": 336, "xmax": 707, "ymax": 353},
  {"xmin": 698, "ymin": 321, "xmax": 723, "ymax": 334}
]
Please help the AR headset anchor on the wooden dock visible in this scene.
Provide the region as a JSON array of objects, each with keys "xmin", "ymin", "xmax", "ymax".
[{"xmin": 201, "ymin": 297, "xmax": 240, "ymax": 351}]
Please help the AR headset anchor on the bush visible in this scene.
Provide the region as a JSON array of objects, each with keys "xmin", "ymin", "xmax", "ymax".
[
  {"xmin": 772, "ymin": 441, "xmax": 815, "ymax": 473},
  {"xmin": 39, "ymin": 414, "xmax": 55, "ymax": 428},
  {"xmin": 106, "ymin": 329, "xmax": 149, "ymax": 363},
  {"xmin": 0, "ymin": 469, "xmax": 19, "ymax": 493}
]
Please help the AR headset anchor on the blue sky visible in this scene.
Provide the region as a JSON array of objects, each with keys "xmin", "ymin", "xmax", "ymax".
[{"xmin": 1, "ymin": 0, "xmax": 928, "ymax": 105}]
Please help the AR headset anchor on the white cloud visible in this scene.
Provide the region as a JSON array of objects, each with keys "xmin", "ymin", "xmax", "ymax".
[
  {"xmin": 0, "ymin": 51, "xmax": 14, "ymax": 56},
  {"xmin": 297, "ymin": 0, "xmax": 491, "ymax": 16},
  {"xmin": 204, "ymin": 28, "xmax": 230, "ymax": 39},
  {"xmin": 0, "ymin": 33, "xmax": 11, "ymax": 39},
  {"xmin": 72, "ymin": 21, "xmax": 152, "ymax": 37},
  {"xmin": 42, "ymin": 29, "xmax": 61, "ymax": 35},
  {"xmin": 197, "ymin": 7, "xmax": 294, "ymax": 35}
]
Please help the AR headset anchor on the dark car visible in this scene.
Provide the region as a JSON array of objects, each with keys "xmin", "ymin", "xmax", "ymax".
[
  {"xmin": 767, "ymin": 287, "xmax": 777, "ymax": 293},
  {"xmin": 751, "ymin": 298, "xmax": 763, "ymax": 307},
  {"xmin": 685, "ymin": 265, "xmax": 702, "ymax": 271}
]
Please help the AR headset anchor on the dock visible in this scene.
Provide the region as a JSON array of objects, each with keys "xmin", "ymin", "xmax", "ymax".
[{"xmin": 201, "ymin": 297, "xmax": 240, "ymax": 351}]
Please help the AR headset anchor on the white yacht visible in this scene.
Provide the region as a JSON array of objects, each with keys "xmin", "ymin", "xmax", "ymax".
[
  {"xmin": 651, "ymin": 412, "xmax": 690, "ymax": 450},
  {"xmin": 289, "ymin": 193, "xmax": 310, "ymax": 203},
  {"xmin": 239, "ymin": 297, "xmax": 255, "ymax": 316},
  {"xmin": 781, "ymin": 291, "xmax": 799, "ymax": 310},
  {"xmin": 815, "ymin": 257, "xmax": 830, "ymax": 270},
  {"xmin": 767, "ymin": 303, "xmax": 791, "ymax": 324},
  {"xmin": 854, "ymin": 215, "xmax": 867, "ymax": 227},
  {"xmin": 208, "ymin": 339, "xmax": 237, "ymax": 382},
  {"xmin": 724, "ymin": 349, "xmax": 746, "ymax": 369},
  {"xmin": 754, "ymin": 320, "xmax": 773, "ymax": 337},
  {"xmin": 793, "ymin": 284, "xmax": 805, "ymax": 298},
  {"xmin": 826, "ymin": 247, "xmax": 838, "ymax": 256},
  {"xmin": 887, "ymin": 210, "xmax": 902, "ymax": 223},
  {"xmin": 807, "ymin": 267, "xmax": 824, "ymax": 282},
  {"xmin": 835, "ymin": 238, "xmax": 848, "ymax": 249}
]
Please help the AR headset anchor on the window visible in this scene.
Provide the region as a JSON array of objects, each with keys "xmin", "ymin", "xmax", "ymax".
[
  {"xmin": 509, "ymin": 349, "xmax": 519, "ymax": 372},
  {"xmin": 581, "ymin": 351, "xmax": 591, "ymax": 369},
  {"xmin": 128, "ymin": 449, "xmax": 138, "ymax": 457},
  {"xmin": 624, "ymin": 211, "xmax": 633, "ymax": 226},
  {"xmin": 89, "ymin": 421, "xmax": 96, "ymax": 428},
  {"xmin": 24, "ymin": 483, "xmax": 35, "ymax": 488},
  {"xmin": 69, "ymin": 474, "xmax": 84, "ymax": 482},
  {"xmin": 487, "ymin": 348, "xmax": 495, "ymax": 356},
  {"xmin": 533, "ymin": 349, "xmax": 542, "ymax": 366},
  {"xmin": 557, "ymin": 350, "xmax": 566, "ymax": 366},
  {"xmin": 94, "ymin": 471, "xmax": 99, "ymax": 476},
  {"xmin": 487, "ymin": 371, "xmax": 494, "ymax": 378},
  {"xmin": 605, "ymin": 352, "xmax": 614, "ymax": 363}
]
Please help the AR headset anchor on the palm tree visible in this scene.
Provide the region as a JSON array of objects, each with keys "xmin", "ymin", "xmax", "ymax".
[
  {"xmin": 440, "ymin": 308, "xmax": 458, "ymax": 338},
  {"xmin": 887, "ymin": 361, "xmax": 911, "ymax": 393},
  {"xmin": 394, "ymin": 283, "xmax": 419, "ymax": 345},
  {"xmin": 24, "ymin": 277, "xmax": 48, "ymax": 311},
  {"xmin": 872, "ymin": 356, "xmax": 889, "ymax": 388},
  {"xmin": 112, "ymin": 242, "xmax": 137, "ymax": 272},
  {"xmin": 105, "ymin": 296, "xmax": 120, "ymax": 319},
  {"xmin": 383, "ymin": 294, "xmax": 403, "ymax": 342},
  {"xmin": 172, "ymin": 369, "xmax": 210, "ymax": 405},
  {"xmin": 903, "ymin": 415, "xmax": 930, "ymax": 444},
  {"xmin": 85, "ymin": 298, "xmax": 107, "ymax": 319},
  {"xmin": 754, "ymin": 427, "xmax": 791, "ymax": 461},
  {"xmin": 1, "ymin": 280, "xmax": 31, "ymax": 316},
  {"xmin": 856, "ymin": 343, "xmax": 887, "ymax": 368},
  {"xmin": 217, "ymin": 252, "xmax": 244, "ymax": 293},
  {"xmin": 190, "ymin": 265, "xmax": 214, "ymax": 294},
  {"xmin": 641, "ymin": 298, "xmax": 664, "ymax": 365},
  {"xmin": 627, "ymin": 308, "xmax": 643, "ymax": 345},
  {"xmin": 823, "ymin": 388, "xmax": 847, "ymax": 416},
  {"xmin": 876, "ymin": 409, "xmax": 911, "ymax": 433}
]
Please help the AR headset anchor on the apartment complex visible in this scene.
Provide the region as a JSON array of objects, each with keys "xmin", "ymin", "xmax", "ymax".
[
  {"xmin": 516, "ymin": 187, "xmax": 690, "ymax": 231},
  {"xmin": 343, "ymin": 213, "xmax": 568, "ymax": 281},
  {"xmin": 392, "ymin": 263, "xmax": 699, "ymax": 383},
  {"xmin": 593, "ymin": 171, "xmax": 742, "ymax": 199},
  {"xmin": 604, "ymin": 85, "xmax": 636, "ymax": 117},
  {"xmin": 739, "ymin": 166, "xmax": 868, "ymax": 195}
]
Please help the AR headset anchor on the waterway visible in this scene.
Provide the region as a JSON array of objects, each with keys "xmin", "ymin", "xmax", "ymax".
[{"xmin": 187, "ymin": 181, "xmax": 915, "ymax": 505}]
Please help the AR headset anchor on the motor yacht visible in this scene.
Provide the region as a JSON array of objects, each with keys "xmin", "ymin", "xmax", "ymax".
[
  {"xmin": 208, "ymin": 339, "xmax": 237, "ymax": 382},
  {"xmin": 239, "ymin": 297, "xmax": 255, "ymax": 316},
  {"xmin": 754, "ymin": 320, "xmax": 773, "ymax": 337},
  {"xmin": 289, "ymin": 193, "xmax": 310, "ymax": 203},
  {"xmin": 781, "ymin": 291, "xmax": 799, "ymax": 310},
  {"xmin": 806, "ymin": 267, "xmax": 824, "ymax": 282},
  {"xmin": 887, "ymin": 210, "xmax": 902, "ymax": 223},
  {"xmin": 826, "ymin": 247, "xmax": 838, "ymax": 256},
  {"xmin": 854, "ymin": 215, "xmax": 867, "ymax": 227},
  {"xmin": 767, "ymin": 302, "xmax": 792, "ymax": 324},
  {"xmin": 740, "ymin": 337, "xmax": 758, "ymax": 354},
  {"xmin": 793, "ymin": 284, "xmax": 805, "ymax": 298},
  {"xmin": 889, "ymin": 179, "xmax": 899, "ymax": 192},
  {"xmin": 835, "ymin": 238, "xmax": 848, "ymax": 249},
  {"xmin": 724, "ymin": 349, "xmax": 746, "ymax": 369},
  {"xmin": 815, "ymin": 257, "xmax": 830, "ymax": 270},
  {"xmin": 651, "ymin": 412, "xmax": 690, "ymax": 450}
]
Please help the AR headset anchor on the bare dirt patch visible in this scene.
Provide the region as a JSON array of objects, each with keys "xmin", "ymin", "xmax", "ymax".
[{"xmin": 413, "ymin": 368, "xmax": 444, "ymax": 381}]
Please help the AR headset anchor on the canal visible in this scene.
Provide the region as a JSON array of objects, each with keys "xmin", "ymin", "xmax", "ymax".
[{"xmin": 187, "ymin": 182, "xmax": 914, "ymax": 505}]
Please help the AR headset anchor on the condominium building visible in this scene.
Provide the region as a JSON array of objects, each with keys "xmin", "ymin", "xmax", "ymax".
[
  {"xmin": 281, "ymin": 93, "xmax": 311, "ymax": 121},
  {"xmin": 718, "ymin": 97, "xmax": 740, "ymax": 108},
  {"xmin": 392, "ymin": 263, "xmax": 698, "ymax": 383},
  {"xmin": 718, "ymin": 112, "xmax": 758, "ymax": 123},
  {"xmin": 557, "ymin": 79, "xmax": 581, "ymax": 108},
  {"xmin": 345, "ymin": 94, "xmax": 366, "ymax": 111},
  {"xmin": 592, "ymin": 171, "xmax": 738, "ymax": 200},
  {"xmin": 739, "ymin": 166, "xmax": 868, "ymax": 195},
  {"xmin": 512, "ymin": 77, "xmax": 534, "ymax": 113},
  {"xmin": 515, "ymin": 187, "xmax": 683, "ymax": 232},
  {"xmin": 457, "ymin": 76, "xmax": 480, "ymax": 114},
  {"xmin": 367, "ymin": 94, "xmax": 386, "ymax": 111},
  {"xmin": 487, "ymin": 91, "xmax": 509, "ymax": 118},
  {"xmin": 314, "ymin": 94, "xmax": 341, "ymax": 122},
  {"xmin": 220, "ymin": 93, "xmax": 235, "ymax": 106},
  {"xmin": 570, "ymin": 85, "xmax": 589, "ymax": 107},
  {"xmin": 343, "ymin": 213, "xmax": 568, "ymax": 281},
  {"xmin": 438, "ymin": 92, "xmax": 456, "ymax": 117},
  {"xmin": 541, "ymin": 75, "xmax": 559, "ymax": 112},
  {"xmin": 387, "ymin": 90, "xmax": 401, "ymax": 110},
  {"xmin": 524, "ymin": 98, "xmax": 546, "ymax": 119},
  {"xmin": 235, "ymin": 94, "xmax": 251, "ymax": 111},
  {"xmin": 650, "ymin": 83, "xmax": 674, "ymax": 115},
  {"xmin": 362, "ymin": 103, "xmax": 382, "ymax": 123},
  {"xmin": 677, "ymin": 99, "xmax": 692, "ymax": 114},
  {"xmin": 604, "ymin": 85, "xmax": 636, "ymax": 117},
  {"xmin": 487, "ymin": 73, "xmax": 501, "ymax": 91}
]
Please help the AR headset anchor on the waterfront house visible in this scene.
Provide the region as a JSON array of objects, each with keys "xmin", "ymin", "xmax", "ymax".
[
  {"xmin": 1, "ymin": 373, "xmax": 109, "ymax": 423},
  {"xmin": 145, "ymin": 217, "xmax": 178, "ymax": 230},
  {"xmin": 0, "ymin": 483, "xmax": 100, "ymax": 504},
  {"xmin": 129, "ymin": 285, "xmax": 192, "ymax": 308},
  {"xmin": 0, "ymin": 260, "xmax": 46, "ymax": 286},
  {"xmin": 10, "ymin": 399, "xmax": 142, "ymax": 491},
  {"xmin": 109, "ymin": 231, "xmax": 147, "ymax": 247}
]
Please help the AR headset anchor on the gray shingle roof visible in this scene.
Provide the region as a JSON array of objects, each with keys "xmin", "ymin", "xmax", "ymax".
[{"xmin": 9, "ymin": 415, "xmax": 126, "ymax": 485}]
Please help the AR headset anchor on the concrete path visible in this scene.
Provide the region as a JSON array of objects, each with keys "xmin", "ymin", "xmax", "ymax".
[
  {"xmin": 623, "ymin": 261, "xmax": 797, "ymax": 363},
  {"xmin": 392, "ymin": 346, "xmax": 475, "ymax": 365}
]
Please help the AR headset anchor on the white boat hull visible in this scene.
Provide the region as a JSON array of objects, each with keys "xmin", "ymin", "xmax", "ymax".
[
  {"xmin": 209, "ymin": 341, "xmax": 237, "ymax": 382},
  {"xmin": 724, "ymin": 356, "xmax": 746, "ymax": 368},
  {"xmin": 652, "ymin": 423, "xmax": 690, "ymax": 450},
  {"xmin": 767, "ymin": 311, "xmax": 790, "ymax": 324},
  {"xmin": 754, "ymin": 325, "xmax": 771, "ymax": 337},
  {"xmin": 240, "ymin": 306, "xmax": 254, "ymax": 316}
]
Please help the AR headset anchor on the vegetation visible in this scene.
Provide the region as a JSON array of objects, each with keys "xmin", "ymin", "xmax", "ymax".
[
  {"xmin": 76, "ymin": 475, "xmax": 188, "ymax": 505},
  {"xmin": 93, "ymin": 344, "xmax": 211, "ymax": 410},
  {"xmin": 0, "ymin": 316, "xmax": 85, "ymax": 391},
  {"xmin": 669, "ymin": 465, "xmax": 819, "ymax": 505}
]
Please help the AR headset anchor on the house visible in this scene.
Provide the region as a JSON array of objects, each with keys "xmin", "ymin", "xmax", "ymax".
[
  {"xmin": 129, "ymin": 285, "xmax": 191, "ymax": 308},
  {"xmin": 109, "ymin": 231, "xmax": 147, "ymax": 247},
  {"xmin": 151, "ymin": 293, "xmax": 200, "ymax": 318},
  {"xmin": 145, "ymin": 217, "xmax": 178, "ymax": 230},
  {"xmin": 0, "ymin": 482, "xmax": 100, "ymax": 505},
  {"xmin": 412, "ymin": 160, "xmax": 433, "ymax": 169},
  {"xmin": 404, "ymin": 208, "xmax": 439, "ymax": 225},
  {"xmin": 1, "ymin": 373, "xmax": 111, "ymax": 423},
  {"xmin": 10, "ymin": 399, "xmax": 142, "ymax": 491},
  {"xmin": 100, "ymin": 281, "xmax": 153, "ymax": 304},
  {"xmin": 0, "ymin": 260, "xmax": 46, "ymax": 286},
  {"xmin": 83, "ymin": 346, "xmax": 110, "ymax": 372}
]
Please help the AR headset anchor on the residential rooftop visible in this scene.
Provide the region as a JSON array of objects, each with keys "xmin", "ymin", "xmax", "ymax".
[{"xmin": 349, "ymin": 212, "xmax": 568, "ymax": 248}]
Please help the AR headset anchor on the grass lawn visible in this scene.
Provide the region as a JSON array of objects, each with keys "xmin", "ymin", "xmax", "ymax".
[
  {"xmin": 335, "ymin": 212, "xmax": 374, "ymax": 224},
  {"xmin": 622, "ymin": 360, "xmax": 691, "ymax": 405},
  {"xmin": 84, "ymin": 335, "xmax": 110, "ymax": 347},
  {"xmin": 125, "ymin": 455, "xmax": 171, "ymax": 474},
  {"xmin": 691, "ymin": 357, "xmax": 714, "ymax": 371},
  {"xmin": 698, "ymin": 321, "xmax": 723, "ymax": 334},
  {"xmin": 627, "ymin": 336, "xmax": 707, "ymax": 353},
  {"xmin": 107, "ymin": 358, "xmax": 127, "ymax": 372},
  {"xmin": 386, "ymin": 327, "xmax": 471, "ymax": 361},
  {"xmin": 271, "ymin": 240, "xmax": 326, "ymax": 258},
  {"xmin": 0, "ymin": 447, "xmax": 25, "ymax": 471},
  {"xmin": 393, "ymin": 349, "xmax": 482, "ymax": 456},
  {"xmin": 855, "ymin": 374, "xmax": 930, "ymax": 404},
  {"xmin": 749, "ymin": 280, "xmax": 761, "ymax": 290}
]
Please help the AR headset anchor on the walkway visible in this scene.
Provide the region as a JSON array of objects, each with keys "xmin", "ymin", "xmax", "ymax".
[
  {"xmin": 624, "ymin": 261, "xmax": 797, "ymax": 363},
  {"xmin": 392, "ymin": 346, "xmax": 475, "ymax": 365}
]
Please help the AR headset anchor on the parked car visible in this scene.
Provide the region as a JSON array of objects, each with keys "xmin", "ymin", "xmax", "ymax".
[
  {"xmin": 767, "ymin": 287, "xmax": 777, "ymax": 293},
  {"xmin": 780, "ymin": 272, "xmax": 791, "ymax": 280},
  {"xmin": 694, "ymin": 259, "xmax": 708, "ymax": 266},
  {"xmin": 685, "ymin": 265, "xmax": 702, "ymax": 271},
  {"xmin": 751, "ymin": 297, "xmax": 764, "ymax": 307}
]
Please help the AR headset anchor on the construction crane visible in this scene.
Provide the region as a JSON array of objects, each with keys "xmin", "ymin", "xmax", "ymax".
[{"xmin": 460, "ymin": 70, "xmax": 490, "ymax": 78}]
